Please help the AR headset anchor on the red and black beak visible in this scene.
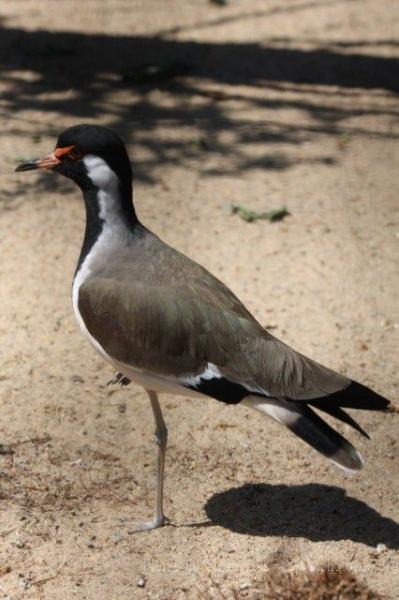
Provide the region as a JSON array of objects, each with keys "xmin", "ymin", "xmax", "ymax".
[{"xmin": 15, "ymin": 146, "xmax": 76, "ymax": 172}]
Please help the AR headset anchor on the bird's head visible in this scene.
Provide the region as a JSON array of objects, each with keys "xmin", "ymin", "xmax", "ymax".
[{"xmin": 15, "ymin": 124, "xmax": 133, "ymax": 194}]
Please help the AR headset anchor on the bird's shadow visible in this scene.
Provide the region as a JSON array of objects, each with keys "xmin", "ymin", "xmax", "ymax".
[{"xmin": 204, "ymin": 483, "xmax": 399, "ymax": 549}]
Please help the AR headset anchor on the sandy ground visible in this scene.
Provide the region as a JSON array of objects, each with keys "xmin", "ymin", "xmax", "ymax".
[{"xmin": 0, "ymin": 1, "xmax": 398, "ymax": 598}]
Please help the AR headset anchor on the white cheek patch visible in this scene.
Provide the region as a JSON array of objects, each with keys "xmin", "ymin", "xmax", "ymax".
[
  {"xmin": 83, "ymin": 154, "xmax": 121, "ymax": 221},
  {"xmin": 83, "ymin": 154, "xmax": 119, "ymax": 191}
]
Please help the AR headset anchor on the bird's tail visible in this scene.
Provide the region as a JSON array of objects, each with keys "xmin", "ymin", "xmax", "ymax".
[{"xmin": 243, "ymin": 383, "xmax": 390, "ymax": 472}]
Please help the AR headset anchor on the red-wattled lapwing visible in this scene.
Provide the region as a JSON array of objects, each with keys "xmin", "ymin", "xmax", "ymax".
[{"xmin": 16, "ymin": 124, "xmax": 390, "ymax": 532}]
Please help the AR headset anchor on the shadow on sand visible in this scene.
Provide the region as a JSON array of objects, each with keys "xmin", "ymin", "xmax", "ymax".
[{"xmin": 204, "ymin": 482, "xmax": 399, "ymax": 548}]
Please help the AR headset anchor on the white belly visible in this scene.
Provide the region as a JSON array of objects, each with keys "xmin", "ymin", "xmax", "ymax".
[{"xmin": 112, "ymin": 359, "xmax": 209, "ymax": 399}]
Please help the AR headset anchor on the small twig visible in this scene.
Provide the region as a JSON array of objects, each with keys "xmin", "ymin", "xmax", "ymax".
[
  {"xmin": 0, "ymin": 527, "xmax": 17, "ymax": 538},
  {"xmin": 8, "ymin": 435, "xmax": 51, "ymax": 448}
]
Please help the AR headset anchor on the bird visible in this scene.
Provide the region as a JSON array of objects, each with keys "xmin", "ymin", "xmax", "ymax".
[{"xmin": 16, "ymin": 124, "xmax": 390, "ymax": 532}]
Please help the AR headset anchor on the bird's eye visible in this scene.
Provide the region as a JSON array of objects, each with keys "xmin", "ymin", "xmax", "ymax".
[{"xmin": 69, "ymin": 148, "xmax": 83, "ymax": 161}]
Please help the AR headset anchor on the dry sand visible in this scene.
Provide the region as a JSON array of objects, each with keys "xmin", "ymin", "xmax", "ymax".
[{"xmin": 0, "ymin": 1, "xmax": 398, "ymax": 598}]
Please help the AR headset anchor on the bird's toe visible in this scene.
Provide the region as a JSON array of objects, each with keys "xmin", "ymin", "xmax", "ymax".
[{"xmin": 127, "ymin": 515, "xmax": 169, "ymax": 534}]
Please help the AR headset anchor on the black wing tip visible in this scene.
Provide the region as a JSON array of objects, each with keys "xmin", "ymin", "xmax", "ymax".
[
  {"xmin": 345, "ymin": 381, "xmax": 391, "ymax": 411},
  {"xmin": 308, "ymin": 381, "xmax": 391, "ymax": 412},
  {"xmin": 306, "ymin": 381, "xmax": 390, "ymax": 439}
]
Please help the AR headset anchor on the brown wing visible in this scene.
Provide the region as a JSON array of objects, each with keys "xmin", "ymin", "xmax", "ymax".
[{"xmin": 77, "ymin": 234, "xmax": 349, "ymax": 401}]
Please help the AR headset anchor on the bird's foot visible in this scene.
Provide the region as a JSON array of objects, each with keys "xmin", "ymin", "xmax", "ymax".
[
  {"xmin": 127, "ymin": 514, "xmax": 170, "ymax": 534},
  {"xmin": 107, "ymin": 372, "xmax": 131, "ymax": 386}
]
